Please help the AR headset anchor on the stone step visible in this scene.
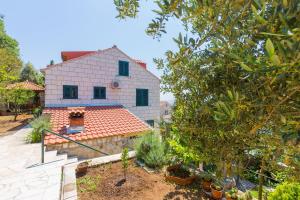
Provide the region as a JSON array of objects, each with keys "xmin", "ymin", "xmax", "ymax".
[
  {"xmin": 65, "ymin": 157, "xmax": 78, "ymax": 165},
  {"xmin": 0, "ymin": 160, "xmax": 62, "ymax": 200},
  {"xmin": 61, "ymin": 164, "xmax": 77, "ymax": 200},
  {"xmin": 44, "ymin": 150, "xmax": 58, "ymax": 162}
]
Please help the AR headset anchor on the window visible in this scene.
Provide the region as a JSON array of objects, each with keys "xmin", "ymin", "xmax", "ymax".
[
  {"xmin": 119, "ymin": 60, "xmax": 129, "ymax": 76},
  {"xmin": 94, "ymin": 87, "xmax": 106, "ymax": 99},
  {"xmin": 63, "ymin": 85, "xmax": 78, "ymax": 99},
  {"xmin": 146, "ymin": 120, "xmax": 154, "ymax": 127},
  {"xmin": 136, "ymin": 89, "xmax": 148, "ymax": 106}
]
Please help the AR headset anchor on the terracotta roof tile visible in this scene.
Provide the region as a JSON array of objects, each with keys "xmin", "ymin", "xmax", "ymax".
[
  {"xmin": 43, "ymin": 106, "xmax": 150, "ymax": 145},
  {"xmin": 6, "ymin": 80, "xmax": 44, "ymax": 91},
  {"xmin": 61, "ymin": 51, "xmax": 96, "ymax": 61}
]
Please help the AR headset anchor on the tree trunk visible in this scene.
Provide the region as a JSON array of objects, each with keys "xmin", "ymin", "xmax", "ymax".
[
  {"xmin": 258, "ymin": 162, "xmax": 265, "ymax": 200},
  {"xmin": 13, "ymin": 108, "xmax": 18, "ymax": 121},
  {"xmin": 124, "ymin": 168, "xmax": 127, "ymax": 181}
]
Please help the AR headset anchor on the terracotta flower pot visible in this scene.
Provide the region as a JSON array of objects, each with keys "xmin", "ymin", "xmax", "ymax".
[
  {"xmin": 76, "ymin": 162, "xmax": 88, "ymax": 175},
  {"xmin": 202, "ymin": 180, "xmax": 212, "ymax": 192},
  {"xmin": 211, "ymin": 185, "xmax": 223, "ymax": 200},
  {"xmin": 165, "ymin": 164, "xmax": 196, "ymax": 186}
]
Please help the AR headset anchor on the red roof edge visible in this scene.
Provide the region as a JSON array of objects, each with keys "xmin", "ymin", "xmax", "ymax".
[
  {"xmin": 60, "ymin": 51, "xmax": 147, "ymax": 70},
  {"xmin": 61, "ymin": 51, "xmax": 96, "ymax": 61},
  {"xmin": 134, "ymin": 60, "xmax": 147, "ymax": 69}
]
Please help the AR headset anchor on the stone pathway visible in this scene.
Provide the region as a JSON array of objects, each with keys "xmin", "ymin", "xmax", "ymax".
[{"xmin": 0, "ymin": 126, "xmax": 77, "ymax": 200}]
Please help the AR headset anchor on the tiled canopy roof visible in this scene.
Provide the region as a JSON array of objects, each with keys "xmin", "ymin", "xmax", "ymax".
[
  {"xmin": 6, "ymin": 80, "xmax": 44, "ymax": 91},
  {"xmin": 43, "ymin": 106, "xmax": 150, "ymax": 145}
]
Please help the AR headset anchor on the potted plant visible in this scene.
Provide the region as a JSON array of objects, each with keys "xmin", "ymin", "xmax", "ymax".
[
  {"xmin": 165, "ymin": 164, "xmax": 196, "ymax": 185},
  {"xmin": 225, "ymin": 188, "xmax": 238, "ymax": 200},
  {"xmin": 202, "ymin": 173, "xmax": 213, "ymax": 192},
  {"xmin": 211, "ymin": 183, "xmax": 223, "ymax": 199}
]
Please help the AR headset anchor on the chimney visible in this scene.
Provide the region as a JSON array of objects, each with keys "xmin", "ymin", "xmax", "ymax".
[
  {"xmin": 67, "ymin": 107, "xmax": 85, "ymax": 134},
  {"xmin": 69, "ymin": 112, "xmax": 84, "ymax": 127}
]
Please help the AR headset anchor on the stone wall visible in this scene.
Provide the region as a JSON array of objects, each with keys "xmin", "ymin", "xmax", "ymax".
[
  {"xmin": 46, "ymin": 135, "xmax": 136, "ymax": 159},
  {"xmin": 43, "ymin": 47, "xmax": 160, "ymax": 125}
]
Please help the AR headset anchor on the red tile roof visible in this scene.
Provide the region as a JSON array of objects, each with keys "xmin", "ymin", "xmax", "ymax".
[
  {"xmin": 61, "ymin": 51, "xmax": 96, "ymax": 61},
  {"xmin": 134, "ymin": 59, "xmax": 147, "ymax": 69},
  {"xmin": 43, "ymin": 106, "xmax": 150, "ymax": 145},
  {"xmin": 61, "ymin": 51, "xmax": 147, "ymax": 69},
  {"xmin": 6, "ymin": 80, "xmax": 44, "ymax": 91}
]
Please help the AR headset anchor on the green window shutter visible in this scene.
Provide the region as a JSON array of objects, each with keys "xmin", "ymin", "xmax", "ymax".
[
  {"xmin": 136, "ymin": 89, "xmax": 141, "ymax": 106},
  {"xmin": 119, "ymin": 60, "xmax": 129, "ymax": 76},
  {"xmin": 94, "ymin": 87, "xmax": 106, "ymax": 99},
  {"xmin": 143, "ymin": 89, "xmax": 148, "ymax": 106},
  {"xmin": 146, "ymin": 120, "xmax": 154, "ymax": 127},
  {"xmin": 124, "ymin": 62, "xmax": 129, "ymax": 76},
  {"xmin": 63, "ymin": 85, "xmax": 78, "ymax": 99},
  {"xmin": 136, "ymin": 89, "xmax": 148, "ymax": 106}
]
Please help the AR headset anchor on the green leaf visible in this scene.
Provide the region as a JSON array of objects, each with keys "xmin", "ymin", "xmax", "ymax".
[
  {"xmin": 283, "ymin": 0, "xmax": 288, "ymax": 8},
  {"xmin": 270, "ymin": 55, "xmax": 281, "ymax": 65},
  {"xmin": 266, "ymin": 39, "xmax": 275, "ymax": 56},
  {"xmin": 227, "ymin": 90, "xmax": 233, "ymax": 100},
  {"xmin": 240, "ymin": 63, "xmax": 253, "ymax": 72},
  {"xmin": 280, "ymin": 115, "xmax": 286, "ymax": 124}
]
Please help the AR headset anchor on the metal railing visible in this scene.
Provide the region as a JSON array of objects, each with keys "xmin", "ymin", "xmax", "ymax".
[{"xmin": 41, "ymin": 129, "xmax": 109, "ymax": 163}]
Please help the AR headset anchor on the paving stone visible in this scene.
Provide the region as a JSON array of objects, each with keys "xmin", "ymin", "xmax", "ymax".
[{"xmin": 0, "ymin": 127, "xmax": 78, "ymax": 200}]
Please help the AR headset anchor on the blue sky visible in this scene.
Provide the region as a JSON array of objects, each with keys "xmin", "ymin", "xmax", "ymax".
[{"xmin": 1, "ymin": 0, "xmax": 182, "ymax": 103}]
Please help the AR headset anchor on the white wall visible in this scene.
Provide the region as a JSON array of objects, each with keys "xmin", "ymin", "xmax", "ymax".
[{"xmin": 44, "ymin": 47, "xmax": 160, "ymax": 123}]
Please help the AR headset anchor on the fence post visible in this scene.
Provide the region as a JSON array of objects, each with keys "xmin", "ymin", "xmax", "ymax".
[{"xmin": 41, "ymin": 129, "xmax": 45, "ymax": 163}]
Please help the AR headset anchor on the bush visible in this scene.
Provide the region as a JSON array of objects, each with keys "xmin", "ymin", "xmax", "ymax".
[
  {"xmin": 26, "ymin": 115, "xmax": 51, "ymax": 143},
  {"xmin": 32, "ymin": 107, "xmax": 42, "ymax": 118},
  {"xmin": 134, "ymin": 132, "xmax": 167, "ymax": 169},
  {"xmin": 269, "ymin": 182, "xmax": 300, "ymax": 200}
]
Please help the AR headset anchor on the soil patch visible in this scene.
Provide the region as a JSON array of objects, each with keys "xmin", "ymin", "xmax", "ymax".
[
  {"xmin": 77, "ymin": 161, "xmax": 210, "ymax": 200},
  {"xmin": 168, "ymin": 166, "xmax": 191, "ymax": 178},
  {"xmin": 0, "ymin": 114, "xmax": 32, "ymax": 135}
]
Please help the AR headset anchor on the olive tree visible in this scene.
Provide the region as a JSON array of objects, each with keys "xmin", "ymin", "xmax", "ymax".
[{"xmin": 114, "ymin": 1, "xmax": 300, "ymax": 199}]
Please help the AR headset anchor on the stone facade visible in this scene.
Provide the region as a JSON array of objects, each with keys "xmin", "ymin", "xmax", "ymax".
[
  {"xmin": 43, "ymin": 46, "xmax": 160, "ymax": 124},
  {"xmin": 46, "ymin": 135, "xmax": 137, "ymax": 159}
]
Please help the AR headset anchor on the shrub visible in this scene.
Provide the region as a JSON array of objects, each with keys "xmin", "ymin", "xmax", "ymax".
[
  {"xmin": 26, "ymin": 115, "xmax": 51, "ymax": 143},
  {"xmin": 32, "ymin": 106, "xmax": 42, "ymax": 118},
  {"xmin": 269, "ymin": 182, "xmax": 300, "ymax": 200},
  {"xmin": 134, "ymin": 132, "xmax": 167, "ymax": 169},
  {"xmin": 121, "ymin": 147, "xmax": 129, "ymax": 180}
]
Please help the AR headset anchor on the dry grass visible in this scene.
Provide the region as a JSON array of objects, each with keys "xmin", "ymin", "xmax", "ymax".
[{"xmin": 0, "ymin": 114, "xmax": 33, "ymax": 135}]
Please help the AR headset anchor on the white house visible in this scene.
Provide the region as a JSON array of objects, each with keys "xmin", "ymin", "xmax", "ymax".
[{"xmin": 41, "ymin": 46, "xmax": 160, "ymax": 158}]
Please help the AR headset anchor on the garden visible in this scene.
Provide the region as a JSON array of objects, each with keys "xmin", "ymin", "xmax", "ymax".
[
  {"xmin": 111, "ymin": 1, "xmax": 300, "ymax": 200},
  {"xmin": 76, "ymin": 132, "xmax": 300, "ymax": 200}
]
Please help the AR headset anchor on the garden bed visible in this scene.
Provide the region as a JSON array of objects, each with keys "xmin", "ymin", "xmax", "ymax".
[{"xmin": 77, "ymin": 160, "xmax": 209, "ymax": 200}]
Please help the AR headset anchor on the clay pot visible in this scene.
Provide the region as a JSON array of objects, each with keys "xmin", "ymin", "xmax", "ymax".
[
  {"xmin": 165, "ymin": 164, "xmax": 196, "ymax": 186},
  {"xmin": 211, "ymin": 185, "xmax": 223, "ymax": 200},
  {"xmin": 76, "ymin": 162, "xmax": 88, "ymax": 175},
  {"xmin": 202, "ymin": 180, "xmax": 212, "ymax": 192}
]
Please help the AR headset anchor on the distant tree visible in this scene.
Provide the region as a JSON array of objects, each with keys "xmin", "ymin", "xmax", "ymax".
[
  {"xmin": 0, "ymin": 18, "xmax": 20, "ymax": 56},
  {"xmin": 20, "ymin": 62, "xmax": 44, "ymax": 85},
  {"xmin": 0, "ymin": 48, "xmax": 22, "ymax": 86},
  {"xmin": 121, "ymin": 147, "xmax": 129, "ymax": 181},
  {"xmin": 50, "ymin": 60, "xmax": 54, "ymax": 65},
  {"xmin": 0, "ymin": 18, "xmax": 22, "ymax": 85},
  {"xmin": 0, "ymin": 88, "xmax": 35, "ymax": 121}
]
